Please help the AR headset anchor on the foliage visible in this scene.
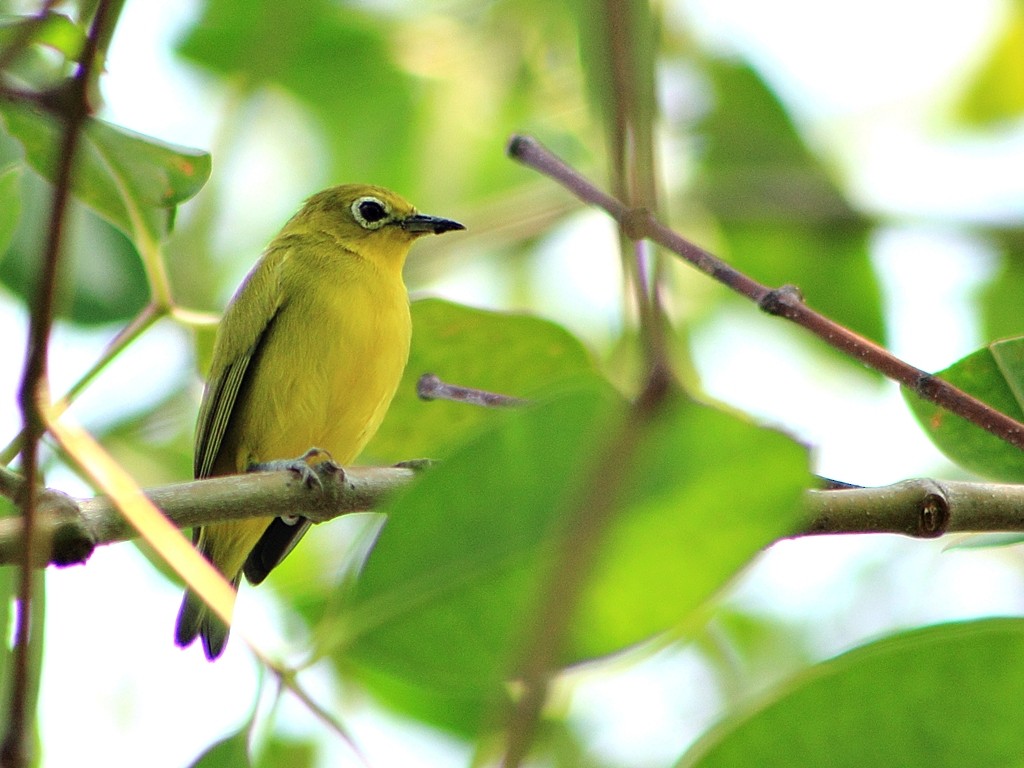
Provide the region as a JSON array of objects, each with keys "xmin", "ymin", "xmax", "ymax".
[{"xmin": 1, "ymin": 1, "xmax": 1024, "ymax": 767}]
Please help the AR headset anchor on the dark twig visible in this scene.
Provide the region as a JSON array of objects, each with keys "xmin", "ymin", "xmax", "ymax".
[
  {"xmin": 2, "ymin": 4, "xmax": 115, "ymax": 765},
  {"xmin": 416, "ymin": 373, "xmax": 528, "ymax": 408},
  {"xmin": 501, "ymin": 365, "xmax": 674, "ymax": 767},
  {"xmin": 506, "ymin": 134, "xmax": 1024, "ymax": 454}
]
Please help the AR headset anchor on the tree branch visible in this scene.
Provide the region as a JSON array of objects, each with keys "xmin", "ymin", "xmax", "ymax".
[
  {"xmin": 6, "ymin": 469, "xmax": 1024, "ymax": 570},
  {"xmin": 4, "ymin": 3, "xmax": 120, "ymax": 765},
  {"xmin": 0, "ymin": 465, "xmax": 417, "ymax": 568},
  {"xmin": 416, "ymin": 373, "xmax": 528, "ymax": 407},
  {"xmin": 505, "ymin": 134, "xmax": 1024, "ymax": 454},
  {"xmin": 798, "ymin": 478, "xmax": 1024, "ymax": 538}
]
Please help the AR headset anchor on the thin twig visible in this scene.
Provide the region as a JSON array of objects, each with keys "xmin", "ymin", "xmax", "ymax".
[
  {"xmin": 501, "ymin": 365, "xmax": 674, "ymax": 767},
  {"xmin": 506, "ymin": 134, "xmax": 1024, "ymax": 454},
  {"xmin": 416, "ymin": 373, "xmax": 528, "ymax": 408},
  {"xmin": 0, "ymin": 303, "xmax": 165, "ymax": 465},
  {"xmin": 2, "ymin": 4, "xmax": 115, "ymax": 765},
  {"xmin": 270, "ymin": 667, "xmax": 369, "ymax": 766}
]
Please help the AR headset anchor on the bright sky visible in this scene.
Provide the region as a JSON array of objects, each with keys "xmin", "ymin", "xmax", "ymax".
[{"xmin": 5, "ymin": 0, "xmax": 1024, "ymax": 766}]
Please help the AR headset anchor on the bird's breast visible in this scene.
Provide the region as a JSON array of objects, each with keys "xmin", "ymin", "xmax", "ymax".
[{"xmin": 229, "ymin": 267, "xmax": 411, "ymax": 470}]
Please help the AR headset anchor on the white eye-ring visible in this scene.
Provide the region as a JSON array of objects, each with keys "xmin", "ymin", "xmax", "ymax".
[{"xmin": 351, "ymin": 196, "xmax": 391, "ymax": 230}]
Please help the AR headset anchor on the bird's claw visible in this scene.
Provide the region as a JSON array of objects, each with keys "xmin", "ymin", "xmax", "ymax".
[{"xmin": 248, "ymin": 447, "xmax": 343, "ymax": 490}]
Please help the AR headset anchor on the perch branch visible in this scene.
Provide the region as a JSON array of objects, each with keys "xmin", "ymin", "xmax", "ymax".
[{"xmin": 0, "ymin": 465, "xmax": 417, "ymax": 568}]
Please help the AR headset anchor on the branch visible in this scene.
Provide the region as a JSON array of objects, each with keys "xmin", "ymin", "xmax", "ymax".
[
  {"xmin": 505, "ymin": 135, "xmax": 1024, "ymax": 454},
  {"xmin": 502, "ymin": 366, "xmax": 674, "ymax": 767},
  {"xmin": 416, "ymin": 373, "xmax": 528, "ymax": 407},
  {"xmin": 8, "ymin": 457, "xmax": 1024, "ymax": 569},
  {"xmin": 799, "ymin": 479, "xmax": 1024, "ymax": 538},
  {"xmin": 4, "ymin": 3, "xmax": 119, "ymax": 765},
  {"xmin": 0, "ymin": 465, "xmax": 417, "ymax": 568}
]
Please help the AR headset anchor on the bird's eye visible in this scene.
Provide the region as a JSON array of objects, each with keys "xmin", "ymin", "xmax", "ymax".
[{"xmin": 351, "ymin": 196, "xmax": 391, "ymax": 229}]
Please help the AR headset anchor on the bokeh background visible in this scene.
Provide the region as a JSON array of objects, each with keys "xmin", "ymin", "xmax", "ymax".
[{"xmin": 4, "ymin": 0, "xmax": 1024, "ymax": 765}]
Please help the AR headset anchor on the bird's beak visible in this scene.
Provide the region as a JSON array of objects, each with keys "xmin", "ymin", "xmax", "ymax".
[{"xmin": 401, "ymin": 213, "xmax": 465, "ymax": 235}]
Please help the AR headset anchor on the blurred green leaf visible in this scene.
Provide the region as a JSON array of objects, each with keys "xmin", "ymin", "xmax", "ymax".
[
  {"xmin": 253, "ymin": 736, "xmax": 316, "ymax": 768},
  {"xmin": 177, "ymin": 0, "xmax": 416, "ymax": 188},
  {"xmin": 0, "ymin": 12, "xmax": 84, "ymax": 61},
  {"xmin": 0, "ymin": 11, "xmax": 84, "ymax": 90},
  {"xmin": 0, "ymin": 163, "xmax": 22, "ymax": 255},
  {"xmin": 337, "ymin": 378, "xmax": 807, "ymax": 733},
  {"xmin": 0, "ymin": 103, "xmax": 210, "ymax": 242},
  {"xmin": 953, "ymin": 4, "xmax": 1024, "ymax": 127},
  {"xmin": 573, "ymin": 396, "xmax": 809, "ymax": 658},
  {"xmin": 698, "ymin": 61, "xmax": 884, "ymax": 346},
  {"xmin": 903, "ymin": 338, "xmax": 1024, "ymax": 481},
  {"xmin": 362, "ymin": 298, "xmax": 596, "ymax": 462},
  {"xmin": 0, "ymin": 169, "xmax": 149, "ymax": 325},
  {"xmin": 189, "ymin": 728, "xmax": 250, "ymax": 768},
  {"xmin": 980, "ymin": 241, "xmax": 1024, "ymax": 342},
  {"xmin": 680, "ymin": 619, "xmax": 1024, "ymax": 768},
  {"xmin": 343, "ymin": 382, "xmax": 619, "ymax": 703}
]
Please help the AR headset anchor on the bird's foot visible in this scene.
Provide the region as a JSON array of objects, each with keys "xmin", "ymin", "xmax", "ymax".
[{"xmin": 248, "ymin": 448, "xmax": 343, "ymax": 490}]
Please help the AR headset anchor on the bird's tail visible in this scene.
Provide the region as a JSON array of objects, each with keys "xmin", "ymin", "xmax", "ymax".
[{"xmin": 174, "ymin": 576, "xmax": 239, "ymax": 661}]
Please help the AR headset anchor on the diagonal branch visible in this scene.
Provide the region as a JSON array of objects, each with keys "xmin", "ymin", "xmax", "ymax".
[{"xmin": 505, "ymin": 134, "xmax": 1024, "ymax": 454}]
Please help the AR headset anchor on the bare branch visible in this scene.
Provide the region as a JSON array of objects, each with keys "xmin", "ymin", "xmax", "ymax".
[
  {"xmin": 0, "ymin": 465, "xmax": 417, "ymax": 568},
  {"xmin": 505, "ymin": 134, "xmax": 1024, "ymax": 455},
  {"xmin": 4, "ymin": 3, "xmax": 121, "ymax": 764},
  {"xmin": 416, "ymin": 373, "xmax": 528, "ymax": 408},
  {"xmin": 799, "ymin": 479, "xmax": 1024, "ymax": 538}
]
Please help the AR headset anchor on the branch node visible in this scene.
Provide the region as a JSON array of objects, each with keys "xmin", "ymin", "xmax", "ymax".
[
  {"xmin": 918, "ymin": 491, "xmax": 950, "ymax": 538},
  {"xmin": 620, "ymin": 207, "xmax": 650, "ymax": 241},
  {"xmin": 758, "ymin": 284, "xmax": 804, "ymax": 317},
  {"xmin": 914, "ymin": 373, "xmax": 940, "ymax": 398},
  {"xmin": 506, "ymin": 133, "xmax": 534, "ymax": 159}
]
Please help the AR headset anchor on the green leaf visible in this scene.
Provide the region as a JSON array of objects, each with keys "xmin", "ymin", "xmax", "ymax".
[
  {"xmin": 337, "ymin": 379, "xmax": 808, "ymax": 732},
  {"xmin": 573, "ymin": 396, "xmax": 809, "ymax": 658},
  {"xmin": 953, "ymin": 5, "xmax": 1024, "ymax": 126},
  {"xmin": 698, "ymin": 61, "xmax": 884, "ymax": 346},
  {"xmin": 253, "ymin": 736, "xmax": 316, "ymax": 768},
  {"xmin": 0, "ymin": 12, "xmax": 84, "ymax": 61},
  {"xmin": 343, "ymin": 382, "xmax": 621, "ymax": 699},
  {"xmin": 680, "ymin": 619, "xmax": 1024, "ymax": 768},
  {"xmin": 980, "ymin": 240, "xmax": 1024, "ymax": 343},
  {"xmin": 362, "ymin": 298, "xmax": 596, "ymax": 462},
  {"xmin": 0, "ymin": 103, "xmax": 210, "ymax": 242},
  {"xmin": 903, "ymin": 339, "xmax": 1024, "ymax": 481},
  {"xmin": 177, "ymin": 0, "xmax": 416, "ymax": 189},
  {"xmin": 0, "ymin": 163, "xmax": 22, "ymax": 256},
  {"xmin": 0, "ymin": 169, "xmax": 149, "ymax": 325},
  {"xmin": 189, "ymin": 729, "xmax": 251, "ymax": 768}
]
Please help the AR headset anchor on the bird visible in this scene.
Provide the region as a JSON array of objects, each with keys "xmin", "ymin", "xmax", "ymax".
[{"xmin": 174, "ymin": 184, "xmax": 464, "ymax": 660}]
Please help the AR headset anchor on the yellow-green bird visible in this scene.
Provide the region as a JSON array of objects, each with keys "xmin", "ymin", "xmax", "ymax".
[{"xmin": 175, "ymin": 184, "xmax": 464, "ymax": 660}]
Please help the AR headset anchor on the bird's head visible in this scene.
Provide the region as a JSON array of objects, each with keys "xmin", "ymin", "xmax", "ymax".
[{"xmin": 287, "ymin": 184, "xmax": 464, "ymax": 271}]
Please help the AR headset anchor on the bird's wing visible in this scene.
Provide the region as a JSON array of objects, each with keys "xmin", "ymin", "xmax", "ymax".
[
  {"xmin": 243, "ymin": 517, "xmax": 312, "ymax": 585},
  {"xmin": 194, "ymin": 246, "xmax": 291, "ymax": 480}
]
